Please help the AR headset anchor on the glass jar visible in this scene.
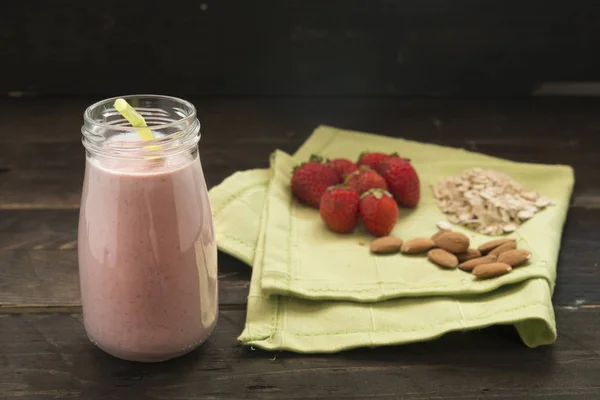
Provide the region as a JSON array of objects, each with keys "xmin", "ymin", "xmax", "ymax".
[{"xmin": 78, "ymin": 95, "xmax": 218, "ymax": 362}]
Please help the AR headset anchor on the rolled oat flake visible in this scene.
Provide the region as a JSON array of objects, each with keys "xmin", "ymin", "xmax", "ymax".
[{"xmin": 432, "ymin": 168, "xmax": 555, "ymax": 236}]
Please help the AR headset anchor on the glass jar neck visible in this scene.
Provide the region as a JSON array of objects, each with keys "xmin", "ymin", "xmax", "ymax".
[{"xmin": 82, "ymin": 95, "xmax": 201, "ymax": 160}]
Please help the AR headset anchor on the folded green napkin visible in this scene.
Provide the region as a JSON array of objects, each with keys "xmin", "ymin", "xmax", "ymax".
[{"xmin": 208, "ymin": 126, "xmax": 574, "ymax": 352}]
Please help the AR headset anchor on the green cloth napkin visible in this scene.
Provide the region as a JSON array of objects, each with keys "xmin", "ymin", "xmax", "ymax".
[{"xmin": 208, "ymin": 126, "xmax": 574, "ymax": 352}]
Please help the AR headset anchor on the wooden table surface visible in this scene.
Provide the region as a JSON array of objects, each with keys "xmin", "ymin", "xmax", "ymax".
[{"xmin": 1, "ymin": 97, "xmax": 600, "ymax": 399}]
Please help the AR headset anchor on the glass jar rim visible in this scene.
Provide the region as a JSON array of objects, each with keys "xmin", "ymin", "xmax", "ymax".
[
  {"xmin": 82, "ymin": 94, "xmax": 201, "ymax": 160},
  {"xmin": 83, "ymin": 94, "xmax": 197, "ymax": 131}
]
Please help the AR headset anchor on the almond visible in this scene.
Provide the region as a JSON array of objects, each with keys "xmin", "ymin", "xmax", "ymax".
[
  {"xmin": 456, "ymin": 248, "xmax": 482, "ymax": 262},
  {"xmin": 497, "ymin": 249, "xmax": 531, "ymax": 267},
  {"xmin": 472, "ymin": 262, "xmax": 512, "ymax": 279},
  {"xmin": 458, "ymin": 254, "xmax": 497, "ymax": 271},
  {"xmin": 370, "ymin": 236, "xmax": 403, "ymax": 254},
  {"xmin": 427, "ymin": 248, "xmax": 459, "ymax": 269},
  {"xmin": 478, "ymin": 238, "xmax": 516, "ymax": 255},
  {"xmin": 401, "ymin": 238, "xmax": 436, "ymax": 254},
  {"xmin": 433, "ymin": 231, "xmax": 469, "ymax": 254},
  {"xmin": 488, "ymin": 240, "xmax": 517, "ymax": 257},
  {"xmin": 431, "ymin": 229, "xmax": 450, "ymax": 241}
]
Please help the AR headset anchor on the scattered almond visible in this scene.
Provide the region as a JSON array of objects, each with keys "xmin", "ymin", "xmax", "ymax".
[
  {"xmin": 497, "ymin": 249, "xmax": 531, "ymax": 267},
  {"xmin": 456, "ymin": 248, "xmax": 482, "ymax": 262},
  {"xmin": 433, "ymin": 231, "xmax": 470, "ymax": 254},
  {"xmin": 427, "ymin": 249, "xmax": 459, "ymax": 269},
  {"xmin": 488, "ymin": 240, "xmax": 517, "ymax": 257},
  {"xmin": 389, "ymin": 226, "xmax": 531, "ymax": 279},
  {"xmin": 370, "ymin": 236, "xmax": 403, "ymax": 254},
  {"xmin": 358, "ymin": 240, "xmax": 365, "ymax": 246},
  {"xmin": 472, "ymin": 262, "xmax": 512, "ymax": 279},
  {"xmin": 458, "ymin": 254, "xmax": 498, "ymax": 271},
  {"xmin": 478, "ymin": 238, "xmax": 516, "ymax": 255},
  {"xmin": 401, "ymin": 238, "xmax": 436, "ymax": 254}
]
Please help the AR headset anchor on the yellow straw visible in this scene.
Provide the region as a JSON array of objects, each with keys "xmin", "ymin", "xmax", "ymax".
[{"xmin": 113, "ymin": 98, "xmax": 155, "ymax": 141}]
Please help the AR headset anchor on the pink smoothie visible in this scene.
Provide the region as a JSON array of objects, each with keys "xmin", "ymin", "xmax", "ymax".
[{"xmin": 78, "ymin": 148, "xmax": 218, "ymax": 362}]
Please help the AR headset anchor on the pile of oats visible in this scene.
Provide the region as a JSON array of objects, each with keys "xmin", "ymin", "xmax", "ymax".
[{"xmin": 432, "ymin": 168, "xmax": 555, "ymax": 236}]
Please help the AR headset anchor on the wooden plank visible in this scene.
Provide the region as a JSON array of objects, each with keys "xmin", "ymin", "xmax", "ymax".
[
  {"xmin": 3, "ymin": 1, "xmax": 600, "ymax": 96},
  {"xmin": 0, "ymin": 210, "xmax": 79, "ymax": 251},
  {"xmin": 0, "ymin": 251, "xmax": 80, "ymax": 307},
  {"xmin": 4, "ymin": 97, "xmax": 600, "ymax": 144},
  {"xmin": 3, "ymin": 97, "xmax": 600, "ymax": 208},
  {"xmin": 0, "ymin": 309, "xmax": 599, "ymax": 399},
  {"xmin": 0, "ymin": 207, "xmax": 599, "ymax": 308},
  {"xmin": 0, "ymin": 250, "xmax": 249, "ymax": 308}
]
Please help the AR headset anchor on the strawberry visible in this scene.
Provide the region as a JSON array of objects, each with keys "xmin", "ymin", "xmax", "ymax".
[
  {"xmin": 291, "ymin": 154, "xmax": 339, "ymax": 208},
  {"xmin": 357, "ymin": 151, "xmax": 397, "ymax": 172},
  {"xmin": 327, "ymin": 158, "xmax": 358, "ymax": 182},
  {"xmin": 378, "ymin": 157, "xmax": 420, "ymax": 208},
  {"xmin": 319, "ymin": 185, "xmax": 360, "ymax": 233},
  {"xmin": 344, "ymin": 166, "xmax": 388, "ymax": 195},
  {"xmin": 359, "ymin": 189, "xmax": 399, "ymax": 237}
]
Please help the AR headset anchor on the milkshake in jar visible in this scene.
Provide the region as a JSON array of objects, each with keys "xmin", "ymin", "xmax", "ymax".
[{"xmin": 78, "ymin": 95, "xmax": 218, "ymax": 362}]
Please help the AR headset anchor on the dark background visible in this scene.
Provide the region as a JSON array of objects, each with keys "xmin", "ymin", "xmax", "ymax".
[{"xmin": 3, "ymin": 0, "xmax": 600, "ymax": 98}]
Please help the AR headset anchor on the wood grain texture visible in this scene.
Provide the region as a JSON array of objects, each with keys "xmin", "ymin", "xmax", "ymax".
[
  {"xmin": 0, "ymin": 210, "xmax": 78, "ymax": 251},
  {"xmin": 2, "ymin": 97, "xmax": 600, "ymax": 208},
  {"xmin": 0, "ymin": 309, "xmax": 599, "ymax": 399},
  {"xmin": 2, "ymin": 1, "xmax": 600, "ymax": 96}
]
